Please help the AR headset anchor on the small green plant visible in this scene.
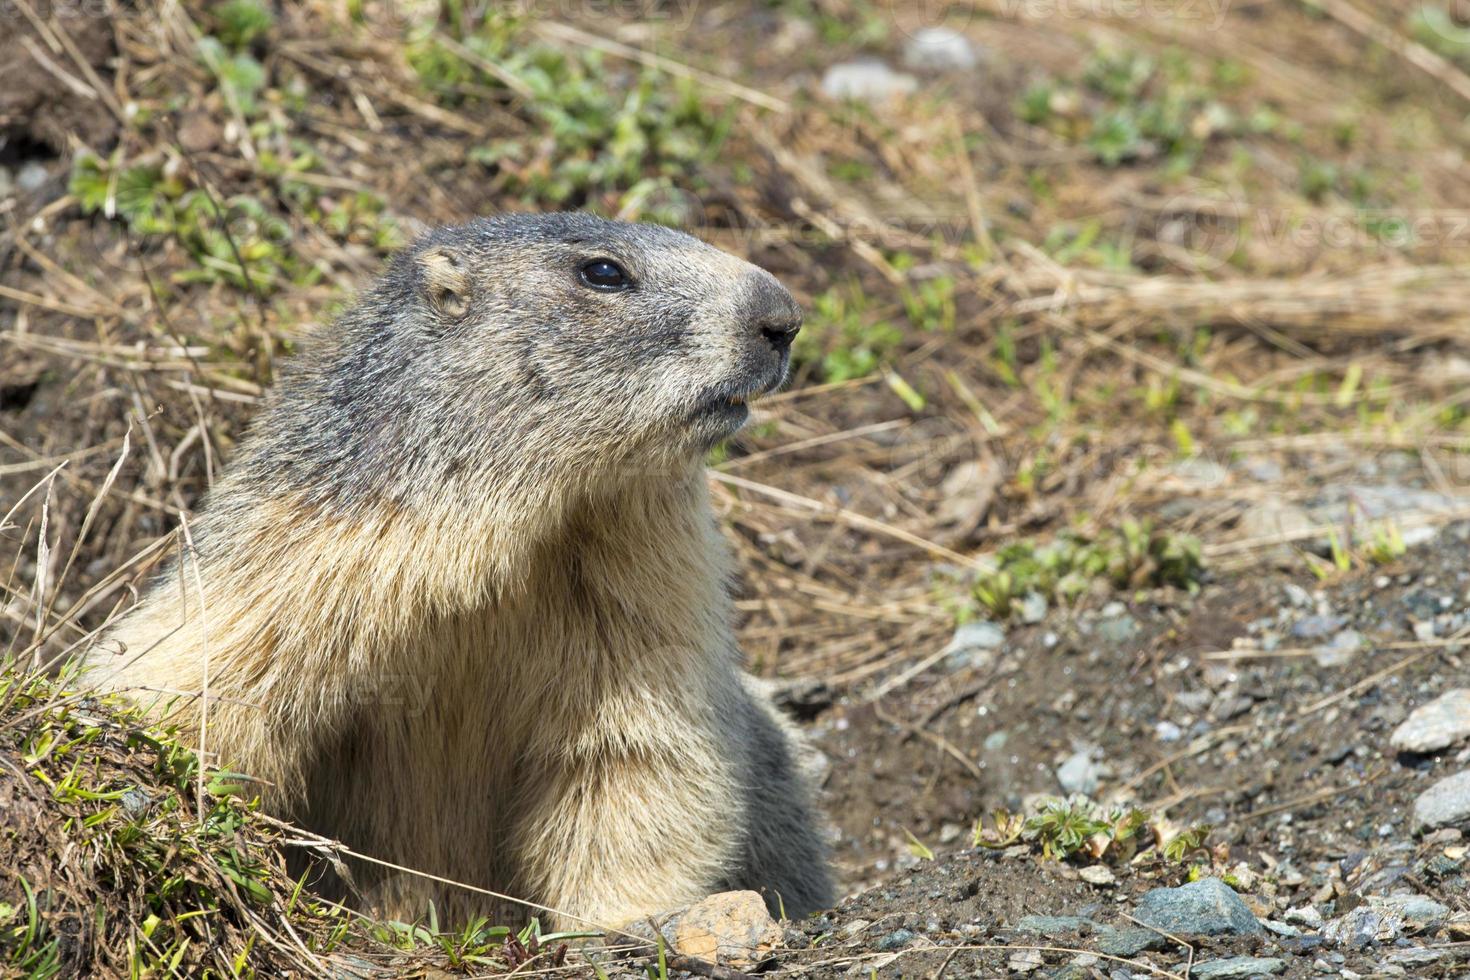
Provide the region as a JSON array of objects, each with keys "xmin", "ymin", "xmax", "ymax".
[
  {"xmin": 209, "ymin": 0, "xmax": 275, "ymax": 49},
  {"xmin": 903, "ymin": 828, "xmax": 935, "ymax": 861},
  {"xmin": 1364, "ymin": 521, "xmax": 1407, "ymax": 565},
  {"xmin": 972, "ymin": 795, "xmax": 1210, "ymax": 865},
  {"xmin": 1017, "ymin": 47, "xmax": 1241, "ymax": 174},
  {"xmin": 196, "ymin": 37, "xmax": 268, "ymax": 116},
  {"xmin": 971, "ymin": 519, "xmax": 1204, "ymax": 618},
  {"xmin": 792, "ymin": 284, "xmax": 903, "ymax": 382},
  {"xmin": 408, "ymin": 14, "xmax": 730, "ymax": 216},
  {"xmin": 72, "ymin": 153, "xmax": 298, "ymax": 291}
]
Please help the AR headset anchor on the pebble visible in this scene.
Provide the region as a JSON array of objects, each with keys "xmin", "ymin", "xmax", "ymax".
[
  {"xmin": 876, "ymin": 928, "xmax": 915, "ymax": 951},
  {"xmin": 1095, "ymin": 612, "xmax": 1138, "ymax": 645},
  {"xmin": 1373, "ymin": 894, "xmax": 1449, "ymax": 929},
  {"xmin": 1238, "ymin": 501, "xmax": 1315, "ymax": 565},
  {"xmin": 1413, "ymin": 769, "xmax": 1470, "ymax": 831},
  {"xmin": 1079, "ymin": 865, "xmax": 1116, "ymax": 886},
  {"xmin": 1098, "ymin": 926, "xmax": 1165, "ymax": 957},
  {"xmin": 1313, "ymin": 629, "xmax": 1362, "ymax": 668},
  {"xmin": 637, "ymin": 890, "xmax": 783, "ymax": 968},
  {"xmin": 820, "ymin": 61, "xmax": 917, "ymax": 102},
  {"xmin": 1189, "ymin": 956, "xmax": 1287, "ymax": 979},
  {"xmin": 944, "ymin": 620, "xmax": 1005, "ymax": 668},
  {"xmin": 1390, "ymin": 689, "xmax": 1470, "ymax": 753},
  {"xmin": 1014, "ymin": 915, "xmax": 1094, "ymax": 938},
  {"xmin": 1386, "ymin": 946, "xmax": 1443, "ymax": 966},
  {"xmin": 1020, "ymin": 591, "xmax": 1048, "ymax": 624},
  {"xmin": 1056, "ymin": 750, "xmax": 1100, "ymax": 796},
  {"xmin": 16, "ymin": 161, "xmax": 49, "ymax": 193},
  {"xmin": 1155, "ymin": 720, "xmax": 1184, "ymax": 742},
  {"xmin": 1132, "ymin": 877, "xmax": 1263, "ymax": 936},
  {"xmin": 1322, "ymin": 904, "xmax": 1402, "ymax": 949},
  {"xmin": 900, "ymin": 27, "xmax": 980, "ymax": 72},
  {"xmin": 1007, "ymin": 947, "xmax": 1044, "ymax": 972},
  {"xmin": 1292, "ymin": 614, "xmax": 1345, "ymax": 640}
]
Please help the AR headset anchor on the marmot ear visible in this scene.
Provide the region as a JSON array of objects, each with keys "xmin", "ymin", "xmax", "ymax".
[{"xmin": 418, "ymin": 247, "xmax": 473, "ymax": 321}]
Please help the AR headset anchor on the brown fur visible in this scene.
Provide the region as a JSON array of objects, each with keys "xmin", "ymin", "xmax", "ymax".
[{"xmin": 83, "ymin": 214, "xmax": 832, "ymax": 928}]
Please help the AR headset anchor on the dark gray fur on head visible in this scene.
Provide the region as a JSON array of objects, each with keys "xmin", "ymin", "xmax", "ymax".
[{"xmin": 229, "ymin": 212, "xmax": 800, "ymax": 512}]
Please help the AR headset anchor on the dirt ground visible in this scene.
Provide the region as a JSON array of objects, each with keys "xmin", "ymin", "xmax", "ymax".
[
  {"xmin": 4, "ymin": 0, "xmax": 1470, "ymax": 977},
  {"xmin": 786, "ymin": 518, "xmax": 1470, "ymax": 977}
]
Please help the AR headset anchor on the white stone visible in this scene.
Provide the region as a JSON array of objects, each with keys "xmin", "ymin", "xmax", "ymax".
[
  {"xmin": 820, "ymin": 61, "xmax": 918, "ymax": 103},
  {"xmin": 1391, "ymin": 690, "xmax": 1470, "ymax": 753},
  {"xmin": 901, "ymin": 27, "xmax": 979, "ymax": 72}
]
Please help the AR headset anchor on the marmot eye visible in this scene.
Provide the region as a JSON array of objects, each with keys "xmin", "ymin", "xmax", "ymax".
[{"xmin": 579, "ymin": 259, "xmax": 630, "ymax": 291}]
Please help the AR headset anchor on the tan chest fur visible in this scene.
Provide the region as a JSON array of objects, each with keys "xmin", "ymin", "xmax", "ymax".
[{"xmin": 90, "ymin": 473, "xmax": 748, "ymax": 923}]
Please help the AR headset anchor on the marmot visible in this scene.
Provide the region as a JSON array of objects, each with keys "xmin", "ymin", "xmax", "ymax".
[{"xmin": 83, "ymin": 213, "xmax": 833, "ymax": 928}]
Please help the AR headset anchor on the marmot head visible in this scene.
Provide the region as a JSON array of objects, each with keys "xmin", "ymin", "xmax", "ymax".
[{"xmin": 252, "ymin": 214, "xmax": 802, "ymax": 507}]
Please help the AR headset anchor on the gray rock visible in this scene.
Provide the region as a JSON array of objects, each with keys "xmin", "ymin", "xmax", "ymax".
[
  {"xmin": 1170, "ymin": 458, "xmax": 1231, "ymax": 490},
  {"xmin": 1238, "ymin": 501, "xmax": 1315, "ymax": 565},
  {"xmin": 1189, "ymin": 957, "xmax": 1287, "ymax": 979},
  {"xmin": 900, "ymin": 27, "xmax": 979, "ymax": 72},
  {"xmin": 1020, "ymin": 591, "xmax": 1048, "ymax": 624},
  {"xmin": 1243, "ymin": 457, "xmax": 1284, "ymax": 482},
  {"xmin": 1385, "ymin": 947, "xmax": 1443, "ymax": 966},
  {"xmin": 820, "ymin": 61, "xmax": 917, "ymax": 102},
  {"xmin": 1311, "ymin": 485, "xmax": 1470, "ymax": 546},
  {"xmin": 1015, "ymin": 915, "xmax": 1095, "ymax": 938},
  {"xmin": 1413, "ymin": 769, "xmax": 1470, "ymax": 831},
  {"xmin": 947, "ymin": 620, "xmax": 1005, "ymax": 651},
  {"xmin": 1323, "ymin": 904, "xmax": 1403, "ymax": 949},
  {"xmin": 1097, "ymin": 926, "xmax": 1165, "ymax": 956},
  {"xmin": 1008, "ymin": 947, "xmax": 1044, "ymax": 973},
  {"xmin": 1390, "ymin": 689, "xmax": 1470, "ymax": 753},
  {"xmin": 1284, "ymin": 905, "xmax": 1325, "ymax": 929},
  {"xmin": 1056, "ymin": 750, "xmax": 1100, "ymax": 796},
  {"xmin": 1133, "ymin": 877, "xmax": 1263, "ymax": 936},
  {"xmin": 1095, "ymin": 613, "xmax": 1138, "ymax": 645},
  {"xmin": 1014, "ymin": 914, "xmax": 1161, "ymax": 957},
  {"xmin": 944, "ymin": 620, "xmax": 1005, "ymax": 668},
  {"xmin": 1314, "ymin": 629, "xmax": 1362, "ymax": 668},
  {"xmin": 1373, "ymin": 894, "xmax": 1449, "ymax": 929},
  {"xmin": 876, "ymin": 928, "xmax": 915, "ymax": 950},
  {"xmin": 1292, "ymin": 614, "xmax": 1345, "ymax": 640},
  {"xmin": 16, "ymin": 161, "xmax": 49, "ymax": 193}
]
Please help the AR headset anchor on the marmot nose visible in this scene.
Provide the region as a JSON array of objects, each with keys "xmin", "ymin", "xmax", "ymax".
[{"xmin": 744, "ymin": 272, "xmax": 803, "ymax": 353}]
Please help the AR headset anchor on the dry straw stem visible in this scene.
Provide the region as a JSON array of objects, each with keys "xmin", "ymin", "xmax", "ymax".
[
  {"xmin": 1302, "ymin": 0, "xmax": 1470, "ymax": 104},
  {"xmin": 712, "ymin": 471, "xmax": 993, "ymax": 572},
  {"xmin": 1007, "ymin": 264, "xmax": 1470, "ymax": 340}
]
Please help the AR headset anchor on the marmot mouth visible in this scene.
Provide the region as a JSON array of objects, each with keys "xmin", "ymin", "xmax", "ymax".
[{"xmin": 692, "ymin": 386, "xmax": 760, "ymax": 420}]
